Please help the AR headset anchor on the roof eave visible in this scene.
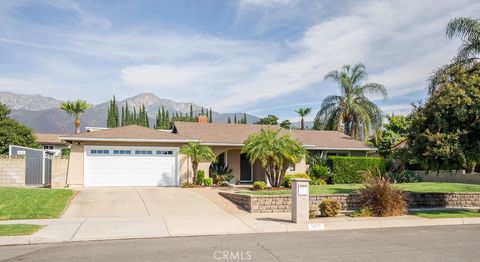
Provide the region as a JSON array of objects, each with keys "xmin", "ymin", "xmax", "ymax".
[
  {"xmin": 304, "ymin": 146, "xmax": 377, "ymax": 151},
  {"xmin": 60, "ymin": 137, "xmax": 199, "ymax": 143}
]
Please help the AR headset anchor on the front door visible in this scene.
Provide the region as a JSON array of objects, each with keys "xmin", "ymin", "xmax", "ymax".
[{"xmin": 240, "ymin": 153, "xmax": 253, "ymax": 182}]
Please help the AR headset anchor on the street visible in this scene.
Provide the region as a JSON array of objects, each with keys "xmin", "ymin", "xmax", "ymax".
[{"xmin": 1, "ymin": 225, "xmax": 479, "ymax": 262}]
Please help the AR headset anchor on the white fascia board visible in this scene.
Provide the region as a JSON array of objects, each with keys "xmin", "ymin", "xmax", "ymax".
[
  {"xmin": 199, "ymin": 142, "xmax": 245, "ymax": 147},
  {"xmin": 60, "ymin": 137, "xmax": 199, "ymax": 143},
  {"xmin": 305, "ymin": 146, "xmax": 377, "ymax": 151}
]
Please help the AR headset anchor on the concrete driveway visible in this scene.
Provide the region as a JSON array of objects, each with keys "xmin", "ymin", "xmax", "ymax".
[
  {"xmin": 54, "ymin": 187, "xmax": 255, "ymax": 241},
  {"xmin": 63, "ymin": 187, "xmax": 232, "ymax": 218}
]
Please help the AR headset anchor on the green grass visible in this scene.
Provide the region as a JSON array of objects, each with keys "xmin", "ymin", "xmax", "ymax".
[
  {"xmin": 0, "ymin": 224, "xmax": 44, "ymax": 236},
  {"xmin": 240, "ymin": 182, "xmax": 480, "ymax": 196},
  {"xmin": 0, "ymin": 188, "xmax": 75, "ymax": 220},
  {"xmin": 410, "ymin": 209, "xmax": 480, "ymax": 219}
]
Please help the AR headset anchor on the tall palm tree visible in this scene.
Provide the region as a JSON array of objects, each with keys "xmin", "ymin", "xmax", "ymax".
[
  {"xmin": 60, "ymin": 100, "xmax": 92, "ymax": 134},
  {"xmin": 179, "ymin": 142, "xmax": 216, "ymax": 184},
  {"xmin": 295, "ymin": 108, "xmax": 311, "ymax": 130},
  {"xmin": 430, "ymin": 17, "xmax": 480, "ymax": 93},
  {"xmin": 446, "ymin": 17, "xmax": 480, "ymax": 62},
  {"xmin": 316, "ymin": 63, "xmax": 387, "ymax": 140},
  {"xmin": 242, "ymin": 129, "xmax": 306, "ymax": 187}
]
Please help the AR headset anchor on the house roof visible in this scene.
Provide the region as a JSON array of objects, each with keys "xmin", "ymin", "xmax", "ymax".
[
  {"xmin": 35, "ymin": 133, "xmax": 67, "ymax": 145},
  {"xmin": 173, "ymin": 122, "xmax": 374, "ymax": 150},
  {"xmin": 60, "ymin": 122, "xmax": 374, "ymax": 150},
  {"xmin": 60, "ymin": 125, "xmax": 196, "ymax": 143}
]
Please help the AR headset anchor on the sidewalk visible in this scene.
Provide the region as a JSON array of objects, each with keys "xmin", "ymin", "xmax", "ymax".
[{"xmin": 2, "ymin": 212, "xmax": 480, "ymax": 246}]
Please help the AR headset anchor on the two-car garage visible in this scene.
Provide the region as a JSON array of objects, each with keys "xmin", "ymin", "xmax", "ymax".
[{"xmin": 83, "ymin": 146, "xmax": 179, "ymax": 187}]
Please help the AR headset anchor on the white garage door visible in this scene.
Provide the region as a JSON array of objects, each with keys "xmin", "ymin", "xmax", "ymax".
[{"xmin": 84, "ymin": 146, "xmax": 179, "ymax": 187}]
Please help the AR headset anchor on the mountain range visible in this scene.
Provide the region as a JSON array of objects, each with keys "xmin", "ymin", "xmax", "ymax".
[{"xmin": 0, "ymin": 92, "xmax": 260, "ymax": 133}]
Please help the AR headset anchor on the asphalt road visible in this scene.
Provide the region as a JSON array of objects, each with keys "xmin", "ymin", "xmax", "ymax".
[{"xmin": 1, "ymin": 225, "xmax": 479, "ymax": 262}]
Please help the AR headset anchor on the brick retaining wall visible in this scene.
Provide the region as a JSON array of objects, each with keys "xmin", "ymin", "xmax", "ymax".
[{"xmin": 219, "ymin": 191, "xmax": 480, "ymax": 213}]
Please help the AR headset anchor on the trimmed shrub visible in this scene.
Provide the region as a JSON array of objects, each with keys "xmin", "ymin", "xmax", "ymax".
[
  {"xmin": 308, "ymin": 165, "xmax": 332, "ymax": 184},
  {"xmin": 310, "ymin": 178, "xmax": 327, "ymax": 185},
  {"xmin": 282, "ymin": 173, "xmax": 310, "ymax": 188},
  {"xmin": 203, "ymin": 178, "xmax": 214, "ymax": 187},
  {"xmin": 181, "ymin": 182, "xmax": 194, "ymax": 188},
  {"xmin": 196, "ymin": 170, "xmax": 205, "ymax": 185},
  {"xmin": 328, "ymin": 156, "xmax": 386, "ymax": 184},
  {"xmin": 350, "ymin": 207, "xmax": 374, "ymax": 217},
  {"xmin": 358, "ymin": 172, "xmax": 408, "ymax": 217},
  {"xmin": 388, "ymin": 170, "xmax": 421, "ymax": 183},
  {"xmin": 253, "ymin": 181, "xmax": 268, "ymax": 190},
  {"xmin": 319, "ymin": 199, "xmax": 341, "ymax": 217}
]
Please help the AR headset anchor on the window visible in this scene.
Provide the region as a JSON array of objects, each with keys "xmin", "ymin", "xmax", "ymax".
[
  {"xmin": 287, "ymin": 162, "xmax": 295, "ymax": 172},
  {"xmin": 91, "ymin": 149, "xmax": 109, "ymax": 154},
  {"xmin": 44, "ymin": 145, "xmax": 54, "ymax": 150},
  {"xmin": 113, "ymin": 150, "xmax": 132, "ymax": 155},
  {"xmin": 156, "ymin": 150, "xmax": 173, "ymax": 155},
  {"xmin": 135, "ymin": 150, "xmax": 153, "ymax": 155}
]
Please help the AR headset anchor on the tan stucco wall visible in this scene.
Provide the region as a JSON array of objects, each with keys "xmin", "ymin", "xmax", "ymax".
[
  {"xmin": 66, "ymin": 143, "xmax": 84, "ymax": 188},
  {"xmin": 51, "ymin": 157, "xmax": 69, "ymax": 188},
  {"xmin": 0, "ymin": 156, "xmax": 26, "ymax": 187}
]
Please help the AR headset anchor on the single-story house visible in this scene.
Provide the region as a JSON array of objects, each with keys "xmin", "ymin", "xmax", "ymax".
[
  {"xmin": 60, "ymin": 116, "xmax": 375, "ymax": 187},
  {"xmin": 35, "ymin": 133, "xmax": 69, "ymax": 156}
]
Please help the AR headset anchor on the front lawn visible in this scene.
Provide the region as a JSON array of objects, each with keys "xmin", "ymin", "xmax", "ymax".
[
  {"xmin": 0, "ymin": 188, "xmax": 76, "ymax": 220},
  {"xmin": 0, "ymin": 224, "xmax": 43, "ymax": 236},
  {"xmin": 241, "ymin": 182, "xmax": 480, "ymax": 196},
  {"xmin": 410, "ymin": 209, "xmax": 480, "ymax": 219}
]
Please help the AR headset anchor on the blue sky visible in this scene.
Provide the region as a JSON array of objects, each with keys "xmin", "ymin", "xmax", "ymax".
[{"xmin": 0, "ymin": 0, "xmax": 479, "ymax": 121}]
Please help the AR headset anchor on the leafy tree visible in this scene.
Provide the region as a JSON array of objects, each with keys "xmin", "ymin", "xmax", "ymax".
[
  {"xmin": 254, "ymin": 114, "xmax": 279, "ymax": 125},
  {"xmin": 408, "ymin": 62, "xmax": 480, "ymax": 172},
  {"xmin": 0, "ymin": 103, "xmax": 40, "ymax": 154},
  {"xmin": 280, "ymin": 119, "xmax": 291, "ymax": 129},
  {"xmin": 107, "ymin": 95, "xmax": 120, "ymax": 128},
  {"xmin": 60, "ymin": 100, "xmax": 92, "ymax": 134},
  {"xmin": 315, "ymin": 63, "xmax": 387, "ymax": 140},
  {"xmin": 295, "ymin": 108, "xmax": 311, "ymax": 130},
  {"xmin": 430, "ymin": 17, "xmax": 480, "ymax": 93},
  {"xmin": 242, "ymin": 129, "xmax": 306, "ymax": 187},
  {"xmin": 179, "ymin": 143, "xmax": 216, "ymax": 184},
  {"xmin": 370, "ymin": 115, "xmax": 410, "ymax": 157},
  {"xmin": 0, "ymin": 103, "xmax": 11, "ymax": 120}
]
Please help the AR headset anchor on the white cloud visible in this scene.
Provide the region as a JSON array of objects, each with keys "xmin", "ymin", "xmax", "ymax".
[
  {"xmin": 239, "ymin": 0, "xmax": 296, "ymax": 7},
  {"xmin": 1, "ymin": 0, "xmax": 480, "ymax": 116}
]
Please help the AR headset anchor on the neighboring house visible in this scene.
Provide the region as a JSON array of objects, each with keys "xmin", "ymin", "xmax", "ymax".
[
  {"xmin": 35, "ymin": 133, "xmax": 69, "ymax": 156},
  {"xmin": 60, "ymin": 116, "xmax": 375, "ymax": 188}
]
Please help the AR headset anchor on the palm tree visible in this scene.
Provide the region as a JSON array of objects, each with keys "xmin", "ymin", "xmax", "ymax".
[
  {"xmin": 295, "ymin": 108, "xmax": 311, "ymax": 130},
  {"xmin": 242, "ymin": 129, "xmax": 306, "ymax": 187},
  {"xmin": 179, "ymin": 143, "xmax": 216, "ymax": 184},
  {"xmin": 60, "ymin": 100, "xmax": 92, "ymax": 134},
  {"xmin": 429, "ymin": 17, "xmax": 480, "ymax": 93},
  {"xmin": 446, "ymin": 17, "xmax": 480, "ymax": 62},
  {"xmin": 316, "ymin": 63, "xmax": 387, "ymax": 141}
]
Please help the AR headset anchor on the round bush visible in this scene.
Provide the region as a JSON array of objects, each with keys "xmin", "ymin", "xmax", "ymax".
[
  {"xmin": 253, "ymin": 181, "xmax": 267, "ymax": 190},
  {"xmin": 319, "ymin": 199, "xmax": 342, "ymax": 217}
]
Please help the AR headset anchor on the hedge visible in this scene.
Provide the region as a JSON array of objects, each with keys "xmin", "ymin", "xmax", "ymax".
[{"xmin": 328, "ymin": 156, "xmax": 386, "ymax": 184}]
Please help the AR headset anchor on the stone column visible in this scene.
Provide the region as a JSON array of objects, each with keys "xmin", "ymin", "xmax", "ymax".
[{"xmin": 291, "ymin": 178, "xmax": 310, "ymax": 223}]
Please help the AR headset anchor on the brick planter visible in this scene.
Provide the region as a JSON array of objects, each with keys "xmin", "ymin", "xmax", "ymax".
[{"xmin": 219, "ymin": 191, "xmax": 480, "ymax": 213}]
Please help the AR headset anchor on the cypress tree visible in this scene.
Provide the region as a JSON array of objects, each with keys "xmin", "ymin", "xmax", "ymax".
[
  {"xmin": 234, "ymin": 114, "xmax": 237, "ymax": 124},
  {"xmin": 243, "ymin": 113, "xmax": 247, "ymax": 124},
  {"xmin": 227, "ymin": 116, "xmax": 231, "ymax": 124},
  {"xmin": 209, "ymin": 107, "xmax": 213, "ymax": 123},
  {"xmin": 189, "ymin": 104, "xmax": 193, "ymax": 118}
]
